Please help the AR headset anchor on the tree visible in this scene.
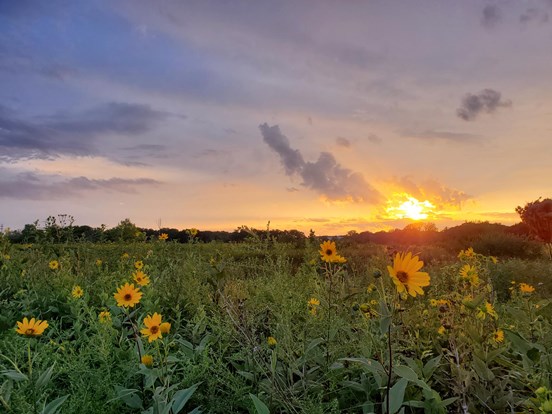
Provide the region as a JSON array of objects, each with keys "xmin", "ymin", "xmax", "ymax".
[{"xmin": 516, "ymin": 198, "xmax": 552, "ymax": 258}]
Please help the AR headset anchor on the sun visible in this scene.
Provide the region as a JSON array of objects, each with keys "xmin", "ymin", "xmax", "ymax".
[{"xmin": 386, "ymin": 194, "xmax": 435, "ymax": 220}]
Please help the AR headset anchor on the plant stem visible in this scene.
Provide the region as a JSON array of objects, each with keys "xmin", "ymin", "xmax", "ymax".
[
  {"xmin": 326, "ymin": 263, "xmax": 333, "ymax": 367},
  {"xmin": 386, "ymin": 323, "xmax": 392, "ymax": 414}
]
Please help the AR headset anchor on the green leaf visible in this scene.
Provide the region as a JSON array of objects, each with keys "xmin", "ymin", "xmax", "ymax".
[
  {"xmin": 249, "ymin": 393, "xmax": 270, "ymax": 414},
  {"xmin": 40, "ymin": 395, "xmax": 69, "ymax": 414},
  {"xmin": 188, "ymin": 407, "xmax": 202, "ymax": 414},
  {"xmin": 472, "ymin": 356, "xmax": 494, "ymax": 381},
  {"xmin": 112, "ymin": 386, "xmax": 143, "ymax": 409},
  {"xmin": 36, "ymin": 363, "xmax": 55, "ymax": 389},
  {"xmin": 441, "ymin": 397, "xmax": 459, "ymax": 407},
  {"xmin": 394, "ymin": 366, "xmax": 418, "ymax": 382},
  {"xmin": 388, "ymin": 378, "xmax": 408, "ymax": 414},
  {"xmin": 171, "ymin": 383, "xmax": 200, "ymax": 413},
  {"xmin": 1, "ymin": 370, "xmax": 28, "ymax": 382},
  {"xmin": 422, "ymin": 356, "xmax": 441, "ymax": 379}
]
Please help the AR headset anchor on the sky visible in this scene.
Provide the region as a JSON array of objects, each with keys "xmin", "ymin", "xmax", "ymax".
[{"xmin": 1, "ymin": 0, "xmax": 551, "ymax": 235}]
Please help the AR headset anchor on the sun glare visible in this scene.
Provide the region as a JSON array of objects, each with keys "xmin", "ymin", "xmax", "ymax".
[{"xmin": 387, "ymin": 195, "xmax": 435, "ymax": 220}]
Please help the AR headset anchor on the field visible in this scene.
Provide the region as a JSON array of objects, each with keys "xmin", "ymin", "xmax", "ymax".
[{"xmin": 1, "ymin": 233, "xmax": 551, "ymax": 414}]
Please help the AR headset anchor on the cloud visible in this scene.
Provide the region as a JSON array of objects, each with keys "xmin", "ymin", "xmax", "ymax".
[
  {"xmin": 259, "ymin": 123, "xmax": 383, "ymax": 203},
  {"xmin": 401, "ymin": 129, "xmax": 480, "ymax": 142},
  {"xmin": 388, "ymin": 176, "xmax": 472, "ymax": 210},
  {"xmin": 456, "ymin": 89, "xmax": 512, "ymax": 121},
  {"xmin": 520, "ymin": 8, "xmax": 549, "ymax": 24},
  {"xmin": 482, "ymin": 5, "xmax": 501, "ymax": 28},
  {"xmin": 0, "ymin": 103, "xmax": 169, "ymax": 161},
  {"xmin": 367, "ymin": 134, "xmax": 382, "ymax": 144},
  {"xmin": 0, "ymin": 171, "xmax": 160, "ymax": 200},
  {"xmin": 336, "ymin": 137, "xmax": 351, "ymax": 148}
]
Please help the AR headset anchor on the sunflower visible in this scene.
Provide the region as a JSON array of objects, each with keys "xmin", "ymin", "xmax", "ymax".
[
  {"xmin": 134, "ymin": 260, "xmax": 144, "ymax": 270},
  {"xmin": 319, "ymin": 241, "xmax": 346, "ymax": 263},
  {"xmin": 98, "ymin": 311, "xmax": 111, "ymax": 323},
  {"xmin": 308, "ymin": 297, "xmax": 320, "ymax": 315},
  {"xmin": 113, "ymin": 283, "xmax": 142, "ymax": 308},
  {"xmin": 267, "ymin": 336, "xmax": 277, "ymax": 346},
  {"xmin": 95, "ymin": 259, "xmax": 102, "ymax": 266},
  {"xmin": 71, "ymin": 285, "xmax": 84, "ymax": 298},
  {"xmin": 492, "ymin": 329, "xmax": 505, "ymax": 344},
  {"xmin": 15, "ymin": 317, "xmax": 48, "ymax": 337},
  {"xmin": 158, "ymin": 233, "xmax": 168, "ymax": 241},
  {"xmin": 519, "ymin": 283, "xmax": 535, "ymax": 294},
  {"xmin": 133, "ymin": 270, "xmax": 150, "ymax": 287},
  {"xmin": 141, "ymin": 354, "xmax": 153, "ymax": 367},
  {"xmin": 49, "ymin": 260, "xmax": 59, "ymax": 270},
  {"xmin": 387, "ymin": 252, "xmax": 430, "ymax": 297},
  {"xmin": 459, "ymin": 264, "xmax": 480, "ymax": 286},
  {"xmin": 140, "ymin": 313, "xmax": 164, "ymax": 342}
]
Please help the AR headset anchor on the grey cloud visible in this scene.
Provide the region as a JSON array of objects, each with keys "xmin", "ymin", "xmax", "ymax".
[
  {"xmin": 259, "ymin": 123, "xmax": 383, "ymax": 203},
  {"xmin": 0, "ymin": 172, "xmax": 160, "ymax": 200},
  {"xmin": 401, "ymin": 129, "xmax": 480, "ymax": 141},
  {"xmin": 367, "ymin": 134, "xmax": 382, "ymax": 144},
  {"xmin": 482, "ymin": 5, "xmax": 501, "ymax": 28},
  {"xmin": 390, "ymin": 176, "xmax": 472, "ymax": 209},
  {"xmin": 336, "ymin": 137, "xmax": 351, "ymax": 148},
  {"xmin": 0, "ymin": 103, "xmax": 169, "ymax": 160},
  {"xmin": 520, "ymin": 8, "xmax": 549, "ymax": 24},
  {"xmin": 456, "ymin": 89, "xmax": 512, "ymax": 121}
]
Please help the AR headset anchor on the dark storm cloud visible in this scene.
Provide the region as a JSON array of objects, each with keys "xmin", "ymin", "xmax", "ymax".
[
  {"xmin": 0, "ymin": 172, "xmax": 160, "ymax": 200},
  {"xmin": 0, "ymin": 103, "xmax": 169, "ymax": 160},
  {"xmin": 259, "ymin": 123, "xmax": 383, "ymax": 203},
  {"xmin": 336, "ymin": 137, "xmax": 351, "ymax": 148},
  {"xmin": 456, "ymin": 89, "xmax": 512, "ymax": 121},
  {"xmin": 482, "ymin": 5, "xmax": 501, "ymax": 28}
]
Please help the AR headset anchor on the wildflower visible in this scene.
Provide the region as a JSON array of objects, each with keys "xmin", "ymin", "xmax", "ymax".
[
  {"xmin": 370, "ymin": 299, "xmax": 378, "ymax": 306},
  {"xmin": 308, "ymin": 297, "xmax": 320, "ymax": 315},
  {"xmin": 319, "ymin": 241, "xmax": 347, "ymax": 263},
  {"xmin": 141, "ymin": 354, "xmax": 153, "ymax": 367},
  {"xmin": 113, "ymin": 283, "xmax": 142, "ymax": 308},
  {"xmin": 3, "ymin": 254, "xmax": 10, "ymax": 260},
  {"xmin": 438, "ymin": 326, "xmax": 446, "ymax": 335},
  {"xmin": 267, "ymin": 336, "xmax": 277, "ymax": 346},
  {"xmin": 160, "ymin": 322, "xmax": 171, "ymax": 334},
  {"xmin": 492, "ymin": 329, "xmax": 505, "ymax": 344},
  {"xmin": 189, "ymin": 228, "xmax": 198, "ymax": 237},
  {"xmin": 458, "ymin": 247, "xmax": 475, "ymax": 259},
  {"xmin": 519, "ymin": 283, "xmax": 535, "ymax": 294},
  {"xmin": 15, "ymin": 317, "xmax": 48, "ymax": 337},
  {"xmin": 98, "ymin": 311, "xmax": 111, "ymax": 323},
  {"xmin": 158, "ymin": 233, "xmax": 168, "ymax": 241},
  {"xmin": 121, "ymin": 253, "xmax": 130, "ymax": 260},
  {"xmin": 133, "ymin": 270, "xmax": 150, "ymax": 287},
  {"xmin": 430, "ymin": 299, "xmax": 450, "ymax": 307},
  {"xmin": 367, "ymin": 284, "xmax": 376, "ymax": 293},
  {"xmin": 140, "ymin": 313, "xmax": 165, "ymax": 342},
  {"xmin": 134, "ymin": 260, "xmax": 144, "ymax": 270},
  {"xmin": 71, "ymin": 285, "xmax": 84, "ymax": 299},
  {"xmin": 95, "ymin": 259, "xmax": 102, "ymax": 266},
  {"xmin": 490, "ymin": 256, "xmax": 498, "ymax": 264},
  {"xmin": 459, "ymin": 264, "xmax": 480, "ymax": 286},
  {"xmin": 477, "ymin": 301, "xmax": 498, "ymax": 320},
  {"xmin": 387, "ymin": 252, "xmax": 430, "ymax": 297},
  {"xmin": 49, "ymin": 260, "xmax": 59, "ymax": 270}
]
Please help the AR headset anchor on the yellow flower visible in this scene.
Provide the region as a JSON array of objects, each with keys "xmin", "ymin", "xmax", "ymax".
[
  {"xmin": 370, "ymin": 299, "xmax": 378, "ymax": 306},
  {"xmin": 141, "ymin": 354, "xmax": 153, "ymax": 367},
  {"xmin": 121, "ymin": 253, "xmax": 130, "ymax": 260},
  {"xmin": 133, "ymin": 270, "xmax": 150, "ymax": 287},
  {"xmin": 3, "ymin": 254, "xmax": 10, "ymax": 260},
  {"xmin": 267, "ymin": 336, "xmax": 277, "ymax": 346},
  {"xmin": 519, "ymin": 283, "xmax": 535, "ymax": 294},
  {"xmin": 15, "ymin": 317, "xmax": 48, "ymax": 337},
  {"xmin": 189, "ymin": 228, "xmax": 199, "ymax": 237},
  {"xmin": 319, "ymin": 241, "xmax": 346, "ymax": 263},
  {"xmin": 437, "ymin": 326, "xmax": 446, "ymax": 335},
  {"xmin": 49, "ymin": 260, "xmax": 59, "ymax": 270},
  {"xmin": 113, "ymin": 283, "xmax": 142, "ymax": 308},
  {"xmin": 160, "ymin": 322, "xmax": 171, "ymax": 334},
  {"xmin": 98, "ymin": 311, "xmax": 111, "ymax": 323},
  {"xmin": 477, "ymin": 301, "xmax": 498, "ymax": 320},
  {"xmin": 158, "ymin": 233, "xmax": 168, "ymax": 241},
  {"xmin": 95, "ymin": 259, "xmax": 102, "ymax": 266},
  {"xmin": 490, "ymin": 256, "xmax": 498, "ymax": 264},
  {"xmin": 459, "ymin": 264, "xmax": 480, "ymax": 286},
  {"xmin": 308, "ymin": 298, "xmax": 320, "ymax": 307},
  {"xmin": 134, "ymin": 260, "xmax": 144, "ymax": 270},
  {"xmin": 429, "ymin": 299, "xmax": 438, "ymax": 307},
  {"xmin": 140, "ymin": 313, "xmax": 164, "ymax": 342},
  {"xmin": 387, "ymin": 252, "xmax": 430, "ymax": 297},
  {"xmin": 458, "ymin": 247, "xmax": 475, "ymax": 259},
  {"xmin": 71, "ymin": 285, "xmax": 84, "ymax": 299},
  {"xmin": 367, "ymin": 284, "xmax": 376, "ymax": 293},
  {"xmin": 492, "ymin": 329, "xmax": 505, "ymax": 344}
]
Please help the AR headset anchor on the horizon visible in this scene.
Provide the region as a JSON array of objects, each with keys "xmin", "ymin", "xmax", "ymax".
[{"xmin": 1, "ymin": 1, "xmax": 550, "ymax": 234}]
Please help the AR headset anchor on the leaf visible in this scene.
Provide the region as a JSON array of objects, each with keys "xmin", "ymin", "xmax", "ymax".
[
  {"xmin": 472, "ymin": 356, "xmax": 494, "ymax": 381},
  {"xmin": 36, "ymin": 363, "xmax": 56, "ymax": 389},
  {"xmin": 40, "ymin": 395, "xmax": 69, "ymax": 414},
  {"xmin": 237, "ymin": 371, "xmax": 255, "ymax": 382},
  {"xmin": 188, "ymin": 407, "xmax": 202, "ymax": 414},
  {"xmin": 388, "ymin": 378, "xmax": 408, "ymax": 414},
  {"xmin": 1, "ymin": 370, "xmax": 28, "ymax": 382},
  {"xmin": 249, "ymin": 393, "xmax": 270, "ymax": 414},
  {"xmin": 394, "ymin": 366, "xmax": 418, "ymax": 382},
  {"xmin": 112, "ymin": 386, "xmax": 143, "ymax": 409},
  {"xmin": 422, "ymin": 356, "xmax": 441, "ymax": 380},
  {"xmin": 171, "ymin": 383, "xmax": 200, "ymax": 413},
  {"xmin": 341, "ymin": 380, "xmax": 365, "ymax": 393},
  {"xmin": 305, "ymin": 338, "xmax": 324, "ymax": 354}
]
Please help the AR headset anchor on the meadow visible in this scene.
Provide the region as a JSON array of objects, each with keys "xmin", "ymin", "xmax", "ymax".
[{"xmin": 1, "ymin": 231, "xmax": 551, "ymax": 414}]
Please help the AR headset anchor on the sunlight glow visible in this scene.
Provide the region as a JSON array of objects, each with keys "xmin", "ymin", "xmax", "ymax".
[{"xmin": 386, "ymin": 195, "xmax": 436, "ymax": 220}]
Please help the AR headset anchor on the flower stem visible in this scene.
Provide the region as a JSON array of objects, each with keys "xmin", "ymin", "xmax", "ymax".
[{"xmin": 386, "ymin": 322, "xmax": 392, "ymax": 414}]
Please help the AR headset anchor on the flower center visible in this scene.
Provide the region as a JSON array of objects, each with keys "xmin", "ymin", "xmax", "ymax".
[
  {"xmin": 325, "ymin": 249, "xmax": 333, "ymax": 256},
  {"xmin": 124, "ymin": 293, "xmax": 132, "ymax": 301},
  {"xmin": 396, "ymin": 271, "xmax": 409, "ymax": 284},
  {"xmin": 150, "ymin": 326, "xmax": 159, "ymax": 334},
  {"xmin": 25, "ymin": 328, "xmax": 35, "ymax": 335}
]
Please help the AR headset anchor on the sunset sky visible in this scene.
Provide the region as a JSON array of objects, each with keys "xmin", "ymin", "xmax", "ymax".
[{"xmin": 1, "ymin": 1, "xmax": 551, "ymax": 234}]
